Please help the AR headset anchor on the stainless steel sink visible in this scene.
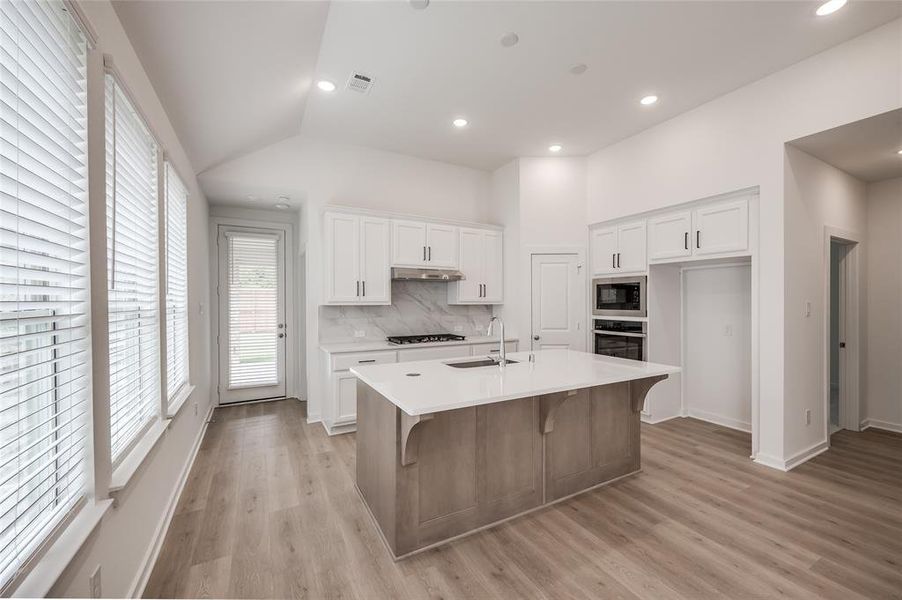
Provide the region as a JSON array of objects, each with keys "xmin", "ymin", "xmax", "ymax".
[{"xmin": 446, "ymin": 358, "xmax": 519, "ymax": 369}]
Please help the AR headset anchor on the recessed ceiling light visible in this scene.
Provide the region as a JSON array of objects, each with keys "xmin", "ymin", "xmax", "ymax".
[
  {"xmin": 569, "ymin": 63, "xmax": 588, "ymax": 75},
  {"xmin": 500, "ymin": 32, "xmax": 519, "ymax": 48},
  {"xmin": 453, "ymin": 118, "xmax": 468, "ymax": 128},
  {"xmin": 316, "ymin": 80, "xmax": 336, "ymax": 92},
  {"xmin": 274, "ymin": 203, "xmax": 290, "ymax": 210},
  {"xmin": 816, "ymin": 0, "xmax": 847, "ymax": 16},
  {"xmin": 549, "ymin": 144, "xmax": 562, "ymax": 153},
  {"xmin": 640, "ymin": 95, "xmax": 658, "ymax": 106},
  {"xmin": 897, "ymin": 149, "xmax": 902, "ymax": 155}
]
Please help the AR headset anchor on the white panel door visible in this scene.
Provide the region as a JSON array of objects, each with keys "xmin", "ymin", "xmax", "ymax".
[
  {"xmin": 324, "ymin": 213, "xmax": 360, "ymax": 303},
  {"xmin": 218, "ymin": 228, "xmax": 286, "ymax": 404},
  {"xmin": 426, "ymin": 223, "xmax": 458, "ymax": 268},
  {"xmin": 692, "ymin": 197, "xmax": 749, "ymax": 256},
  {"xmin": 359, "ymin": 216, "xmax": 391, "ymax": 303},
  {"xmin": 617, "ymin": 220, "xmax": 647, "ymax": 273},
  {"xmin": 591, "ymin": 227, "xmax": 618, "ymax": 275},
  {"xmin": 530, "ymin": 254, "xmax": 584, "ymax": 351},
  {"xmin": 648, "ymin": 211, "xmax": 692, "ymax": 261},
  {"xmin": 482, "ymin": 231, "xmax": 504, "ymax": 303},
  {"xmin": 456, "ymin": 228, "xmax": 484, "ymax": 302},
  {"xmin": 392, "ymin": 219, "xmax": 428, "ymax": 266}
]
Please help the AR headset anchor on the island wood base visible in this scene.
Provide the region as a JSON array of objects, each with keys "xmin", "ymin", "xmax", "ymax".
[{"xmin": 355, "ymin": 375, "xmax": 667, "ymax": 558}]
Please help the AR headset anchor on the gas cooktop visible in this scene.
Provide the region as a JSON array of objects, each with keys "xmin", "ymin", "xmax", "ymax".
[{"xmin": 386, "ymin": 334, "xmax": 466, "ymax": 345}]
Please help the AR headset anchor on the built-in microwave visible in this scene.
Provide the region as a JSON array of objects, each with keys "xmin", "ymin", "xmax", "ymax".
[{"xmin": 592, "ymin": 276, "xmax": 647, "ymax": 317}]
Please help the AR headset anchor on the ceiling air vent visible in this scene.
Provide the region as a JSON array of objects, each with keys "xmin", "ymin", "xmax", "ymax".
[{"xmin": 347, "ymin": 72, "xmax": 375, "ymax": 94}]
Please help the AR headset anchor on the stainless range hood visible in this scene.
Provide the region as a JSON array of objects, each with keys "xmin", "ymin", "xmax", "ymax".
[{"xmin": 391, "ymin": 267, "xmax": 465, "ymax": 281}]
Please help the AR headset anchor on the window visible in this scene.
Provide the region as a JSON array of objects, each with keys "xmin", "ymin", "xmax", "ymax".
[
  {"xmin": 105, "ymin": 73, "xmax": 160, "ymax": 464},
  {"xmin": 163, "ymin": 162, "xmax": 188, "ymax": 407},
  {"xmin": 0, "ymin": 0, "xmax": 90, "ymax": 589}
]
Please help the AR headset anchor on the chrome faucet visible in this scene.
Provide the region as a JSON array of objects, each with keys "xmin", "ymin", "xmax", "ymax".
[{"xmin": 487, "ymin": 316, "xmax": 507, "ymax": 366}]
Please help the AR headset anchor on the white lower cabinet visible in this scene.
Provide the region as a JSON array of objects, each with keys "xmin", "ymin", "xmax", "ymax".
[
  {"xmin": 398, "ymin": 345, "xmax": 472, "ymax": 362},
  {"xmin": 470, "ymin": 341, "xmax": 518, "ymax": 356}
]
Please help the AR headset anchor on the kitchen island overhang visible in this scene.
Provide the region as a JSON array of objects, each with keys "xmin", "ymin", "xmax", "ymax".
[{"xmin": 351, "ymin": 349, "xmax": 680, "ymax": 559}]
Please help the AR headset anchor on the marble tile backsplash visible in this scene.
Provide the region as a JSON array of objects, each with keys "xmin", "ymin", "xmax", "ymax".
[{"xmin": 319, "ymin": 281, "xmax": 493, "ymax": 342}]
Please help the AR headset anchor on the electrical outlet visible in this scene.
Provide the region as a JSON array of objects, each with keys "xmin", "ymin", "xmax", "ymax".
[
  {"xmin": 89, "ymin": 565, "xmax": 101, "ymax": 598},
  {"xmin": 723, "ymin": 325, "xmax": 733, "ymax": 337},
  {"xmin": 353, "ymin": 330, "xmax": 365, "ymax": 338},
  {"xmin": 805, "ymin": 409, "xmax": 812, "ymax": 426}
]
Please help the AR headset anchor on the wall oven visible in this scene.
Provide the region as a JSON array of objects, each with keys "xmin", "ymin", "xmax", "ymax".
[
  {"xmin": 593, "ymin": 276, "xmax": 647, "ymax": 317},
  {"xmin": 594, "ymin": 319, "xmax": 647, "ymax": 361}
]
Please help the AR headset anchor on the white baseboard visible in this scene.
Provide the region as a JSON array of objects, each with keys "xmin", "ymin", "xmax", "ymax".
[
  {"xmin": 322, "ymin": 420, "xmax": 356, "ymax": 436},
  {"xmin": 640, "ymin": 413, "xmax": 684, "ymax": 425},
  {"xmin": 754, "ymin": 438, "xmax": 829, "ymax": 472},
  {"xmin": 860, "ymin": 419, "xmax": 902, "ymax": 434},
  {"xmin": 128, "ymin": 402, "xmax": 215, "ymax": 598},
  {"xmin": 686, "ymin": 408, "xmax": 751, "ymax": 433}
]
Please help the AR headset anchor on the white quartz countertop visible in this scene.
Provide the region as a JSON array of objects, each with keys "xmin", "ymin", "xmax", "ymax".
[
  {"xmin": 350, "ymin": 349, "xmax": 681, "ymax": 416},
  {"xmin": 320, "ymin": 336, "xmax": 518, "ymax": 354}
]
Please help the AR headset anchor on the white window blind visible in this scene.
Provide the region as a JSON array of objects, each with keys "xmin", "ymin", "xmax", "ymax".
[
  {"xmin": 0, "ymin": 0, "xmax": 89, "ymax": 590},
  {"xmin": 226, "ymin": 233, "xmax": 278, "ymax": 388},
  {"xmin": 105, "ymin": 73, "xmax": 160, "ymax": 464},
  {"xmin": 163, "ymin": 162, "xmax": 188, "ymax": 405}
]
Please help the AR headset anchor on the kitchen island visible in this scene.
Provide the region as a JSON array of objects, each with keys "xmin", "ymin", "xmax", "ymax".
[{"xmin": 351, "ymin": 349, "xmax": 679, "ymax": 559}]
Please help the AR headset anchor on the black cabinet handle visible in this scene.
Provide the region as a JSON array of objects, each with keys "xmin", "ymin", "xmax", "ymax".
[
  {"xmin": 696, "ymin": 231, "xmax": 700, "ymax": 249},
  {"xmin": 617, "ymin": 253, "xmax": 621, "ymax": 268},
  {"xmin": 358, "ymin": 359, "xmax": 376, "ymax": 363},
  {"xmin": 356, "ymin": 280, "xmax": 360, "ymax": 296},
  {"xmin": 423, "ymin": 246, "xmax": 426, "ymax": 261},
  {"xmin": 362, "ymin": 281, "xmax": 366, "ymax": 297},
  {"xmin": 612, "ymin": 253, "xmax": 616, "ymax": 269},
  {"xmin": 684, "ymin": 231, "xmax": 688, "ymax": 250},
  {"xmin": 428, "ymin": 246, "xmax": 432, "ymax": 261}
]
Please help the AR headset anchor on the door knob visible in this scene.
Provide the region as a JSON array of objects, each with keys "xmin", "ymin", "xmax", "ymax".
[
  {"xmin": 278, "ymin": 333, "xmax": 285, "ymax": 339},
  {"xmin": 533, "ymin": 335, "xmax": 540, "ymax": 341}
]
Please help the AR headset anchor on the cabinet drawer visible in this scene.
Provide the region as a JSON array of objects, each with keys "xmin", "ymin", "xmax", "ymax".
[
  {"xmin": 397, "ymin": 345, "xmax": 472, "ymax": 362},
  {"xmin": 331, "ymin": 350, "xmax": 397, "ymax": 372},
  {"xmin": 471, "ymin": 341, "xmax": 518, "ymax": 356}
]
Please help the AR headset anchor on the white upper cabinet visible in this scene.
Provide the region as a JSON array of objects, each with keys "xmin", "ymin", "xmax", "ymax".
[
  {"xmin": 648, "ymin": 211, "xmax": 692, "ymax": 261},
  {"xmin": 591, "ymin": 227, "xmax": 619, "ymax": 275},
  {"xmin": 391, "ymin": 219, "xmax": 458, "ymax": 268},
  {"xmin": 692, "ymin": 197, "xmax": 749, "ymax": 256},
  {"xmin": 324, "ymin": 212, "xmax": 390, "ymax": 305},
  {"xmin": 591, "ymin": 221, "xmax": 646, "ymax": 276},
  {"xmin": 391, "ymin": 219, "xmax": 428, "ymax": 266},
  {"xmin": 425, "ymin": 223, "xmax": 458, "ymax": 267},
  {"xmin": 448, "ymin": 228, "xmax": 503, "ymax": 304}
]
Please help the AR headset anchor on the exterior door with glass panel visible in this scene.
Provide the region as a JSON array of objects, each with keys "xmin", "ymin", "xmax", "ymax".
[{"xmin": 218, "ymin": 227, "xmax": 286, "ymax": 404}]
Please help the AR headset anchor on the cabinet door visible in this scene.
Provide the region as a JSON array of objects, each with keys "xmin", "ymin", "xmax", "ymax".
[
  {"xmin": 392, "ymin": 219, "xmax": 428, "ymax": 266},
  {"xmin": 397, "ymin": 345, "xmax": 472, "ymax": 362},
  {"xmin": 482, "ymin": 231, "xmax": 504, "ymax": 303},
  {"xmin": 648, "ymin": 211, "xmax": 691, "ymax": 261},
  {"xmin": 591, "ymin": 227, "xmax": 618, "ymax": 276},
  {"xmin": 692, "ymin": 197, "xmax": 749, "ymax": 256},
  {"xmin": 426, "ymin": 224, "xmax": 458, "ymax": 268},
  {"xmin": 456, "ymin": 228, "xmax": 484, "ymax": 302},
  {"xmin": 324, "ymin": 212, "xmax": 360, "ymax": 303},
  {"xmin": 616, "ymin": 221, "xmax": 647, "ymax": 272},
  {"xmin": 334, "ymin": 373, "xmax": 357, "ymax": 425},
  {"xmin": 359, "ymin": 217, "xmax": 391, "ymax": 303}
]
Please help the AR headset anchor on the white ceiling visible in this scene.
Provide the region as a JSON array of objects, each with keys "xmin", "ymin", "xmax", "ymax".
[
  {"xmin": 302, "ymin": 1, "xmax": 902, "ymax": 170},
  {"xmin": 112, "ymin": 0, "xmax": 330, "ymax": 173},
  {"xmin": 114, "ymin": 0, "xmax": 902, "ymax": 177},
  {"xmin": 790, "ymin": 109, "xmax": 902, "ymax": 183}
]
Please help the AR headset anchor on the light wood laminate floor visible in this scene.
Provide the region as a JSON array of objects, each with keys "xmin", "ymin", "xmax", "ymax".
[{"xmin": 144, "ymin": 399, "xmax": 902, "ymax": 600}]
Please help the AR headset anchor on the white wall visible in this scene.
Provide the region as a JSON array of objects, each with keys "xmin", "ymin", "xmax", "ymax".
[
  {"xmin": 684, "ymin": 265, "xmax": 753, "ymax": 432},
  {"xmin": 585, "ymin": 18, "xmax": 901, "ymax": 466},
  {"xmin": 490, "ymin": 157, "xmax": 588, "ymax": 345},
  {"xmin": 783, "ymin": 146, "xmax": 867, "ymax": 456},
  {"xmin": 52, "ymin": 1, "xmax": 212, "ymax": 597},
  {"xmin": 865, "ymin": 177, "xmax": 902, "ymax": 432},
  {"xmin": 200, "ymin": 136, "xmax": 493, "ymax": 422}
]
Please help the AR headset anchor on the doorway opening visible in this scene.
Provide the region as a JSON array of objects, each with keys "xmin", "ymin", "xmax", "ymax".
[{"xmin": 827, "ymin": 234, "xmax": 861, "ymax": 436}]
